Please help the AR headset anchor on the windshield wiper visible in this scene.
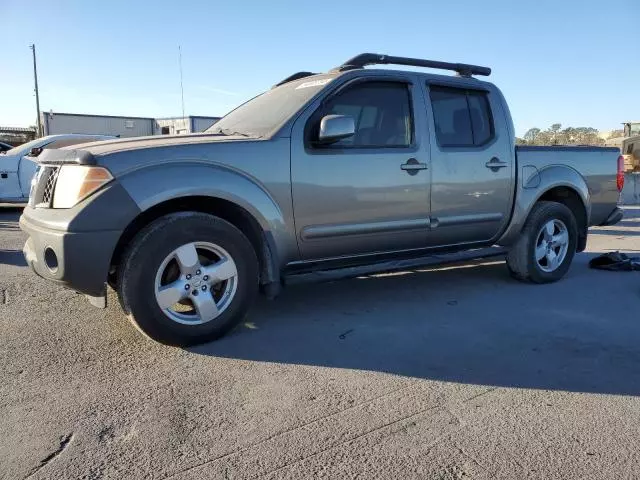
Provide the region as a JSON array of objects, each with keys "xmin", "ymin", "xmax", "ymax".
[{"xmin": 213, "ymin": 128, "xmax": 251, "ymax": 137}]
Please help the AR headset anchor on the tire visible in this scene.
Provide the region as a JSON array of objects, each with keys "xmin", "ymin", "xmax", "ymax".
[
  {"xmin": 117, "ymin": 212, "xmax": 259, "ymax": 346},
  {"xmin": 506, "ymin": 201, "xmax": 578, "ymax": 284}
]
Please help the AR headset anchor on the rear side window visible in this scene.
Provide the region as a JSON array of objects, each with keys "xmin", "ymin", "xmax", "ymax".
[{"xmin": 429, "ymin": 86, "xmax": 494, "ymax": 147}]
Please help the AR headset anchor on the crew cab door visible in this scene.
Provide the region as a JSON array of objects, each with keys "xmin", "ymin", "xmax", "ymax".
[
  {"xmin": 424, "ymin": 83, "xmax": 514, "ymax": 246},
  {"xmin": 0, "ymin": 153, "xmax": 23, "ymax": 200},
  {"xmin": 290, "ymin": 75, "xmax": 431, "ymax": 260}
]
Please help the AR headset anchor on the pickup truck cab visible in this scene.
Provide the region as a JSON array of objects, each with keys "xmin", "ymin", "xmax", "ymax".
[
  {"xmin": 20, "ymin": 54, "xmax": 624, "ymax": 346},
  {"xmin": 0, "ymin": 134, "xmax": 114, "ymax": 203}
]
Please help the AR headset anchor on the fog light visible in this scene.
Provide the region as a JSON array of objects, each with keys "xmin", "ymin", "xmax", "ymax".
[{"xmin": 44, "ymin": 247, "xmax": 58, "ymax": 273}]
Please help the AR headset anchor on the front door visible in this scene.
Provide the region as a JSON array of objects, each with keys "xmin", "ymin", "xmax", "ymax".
[
  {"xmin": 291, "ymin": 77, "xmax": 431, "ymax": 260},
  {"xmin": 425, "ymin": 84, "xmax": 514, "ymax": 246}
]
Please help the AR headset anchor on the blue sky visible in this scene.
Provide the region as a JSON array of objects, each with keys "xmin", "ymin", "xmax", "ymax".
[{"xmin": 1, "ymin": 0, "xmax": 637, "ymax": 136}]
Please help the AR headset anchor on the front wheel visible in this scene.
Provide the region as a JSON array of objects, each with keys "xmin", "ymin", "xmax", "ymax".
[
  {"xmin": 117, "ymin": 212, "xmax": 259, "ymax": 346},
  {"xmin": 506, "ymin": 201, "xmax": 578, "ymax": 283}
]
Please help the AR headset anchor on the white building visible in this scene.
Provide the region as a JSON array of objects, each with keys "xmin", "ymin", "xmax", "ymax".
[
  {"xmin": 154, "ymin": 116, "xmax": 220, "ymax": 135},
  {"xmin": 41, "ymin": 112, "xmax": 220, "ymax": 138}
]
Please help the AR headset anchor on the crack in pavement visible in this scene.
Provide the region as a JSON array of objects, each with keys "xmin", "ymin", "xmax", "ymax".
[{"xmin": 23, "ymin": 433, "xmax": 74, "ymax": 480}]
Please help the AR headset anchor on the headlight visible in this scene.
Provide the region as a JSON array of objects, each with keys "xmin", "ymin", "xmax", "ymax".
[{"xmin": 52, "ymin": 165, "xmax": 113, "ymax": 208}]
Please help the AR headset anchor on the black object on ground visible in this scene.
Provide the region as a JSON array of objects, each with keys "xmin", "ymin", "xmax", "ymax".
[{"xmin": 589, "ymin": 251, "xmax": 640, "ymax": 271}]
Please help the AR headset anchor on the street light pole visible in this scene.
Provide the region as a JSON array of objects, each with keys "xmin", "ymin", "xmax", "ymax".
[{"xmin": 30, "ymin": 44, "xmax": 42, "ymax": 138}]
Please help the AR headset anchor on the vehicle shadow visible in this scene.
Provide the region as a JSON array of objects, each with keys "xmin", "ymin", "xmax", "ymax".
[
  {"xmin": 191, "ymin": 255, "xmax": 640, "ymax": 397},
  {"xmin": 0, "ymin": 249, "xmax": 26, "ymax": 266},
  {"xmin": 0, "ymin": 221, "xmax": 20, "ymax": 232},
  {"xmin": 0, "ymin": 209, "xmax": 22, "ymax": 228},
  {"xmin": 590, "ymin": 229, "xmax": 640, "ymax": 237}
]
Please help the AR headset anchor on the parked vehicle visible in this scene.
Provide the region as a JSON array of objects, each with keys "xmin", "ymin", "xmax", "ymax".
[
  {"xmin": 0, "ymin": 142, "xmax": 13, "ymax": 153},
  {"xmin": 0, "ymin": 134, "xmax": 114, "ymax": 203},
  {"xmin": 20, "ymin": 54, "xmax": 624, "ymax": 346},
  {"xmin": 606, "ymin": 123, "xmax": 640, "ymax": 172}
]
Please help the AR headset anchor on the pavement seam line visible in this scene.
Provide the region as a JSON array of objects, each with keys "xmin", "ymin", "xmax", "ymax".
[
  {"xmin": 253, "ymin": 403, "xmax": 445, "ymax": 479},
  {"xmin": 161, "ymin": 382, "xmax": 419, "ymax": 480},
  {"xmin": 455, "ymin": 444, "xmax": 488, "ymax": 472},
  {"xmin": 463, "ymin": 387, "xmax": 498, "ymax": 403}
]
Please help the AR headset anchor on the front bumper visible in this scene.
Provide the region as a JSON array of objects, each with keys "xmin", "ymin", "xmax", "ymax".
[
  {"xmin": 20, "ymin": 181, "xmax": 141, "ymax": 297},
  {"xmin": 599, "ymin": 206, "xmax": 624, "ymax": 227},
  {"xmin": 21, "ymin": 218, "xmax": 121, "ymax": 296}
]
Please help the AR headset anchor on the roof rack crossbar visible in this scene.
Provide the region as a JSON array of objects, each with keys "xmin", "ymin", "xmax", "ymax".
[
  {"xmin": 337, "ymin": 53, "xmax": 491, "ymax": 77},
  {"xmin": 272, "ymin": 71, "xmax": 317, "ymax": 88}
]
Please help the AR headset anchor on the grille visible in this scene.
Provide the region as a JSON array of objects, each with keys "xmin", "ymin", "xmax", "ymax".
[
  {"xmin": 42, "ymin": 167, "xmax": 60, "ymax": 204},
  {"xmin": 30, "ymin": 166, "xmax": 61, "ymax": 207}
]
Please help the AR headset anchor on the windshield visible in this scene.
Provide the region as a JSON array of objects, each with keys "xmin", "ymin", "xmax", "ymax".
[{"xmin": 206, "ymin": 74, "xmax": 336, "ymax": 137}]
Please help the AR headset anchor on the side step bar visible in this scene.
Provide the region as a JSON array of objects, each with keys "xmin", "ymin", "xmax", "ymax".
[{"xmin": 284, "ymin": 247, "xmax": 508, "ymax": 285}]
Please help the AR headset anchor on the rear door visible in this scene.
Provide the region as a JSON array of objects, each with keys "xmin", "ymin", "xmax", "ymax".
[
  {"xmin": 425, "ymin": 83, "xmax": 514, "ymax": 246},
  {"xmin": 290, "ymin": 75, "xmax": 431, "ymax": 260}
]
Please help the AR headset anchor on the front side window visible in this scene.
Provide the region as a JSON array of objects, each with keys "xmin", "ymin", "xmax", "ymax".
[
  {"xmin": 430, "ymin": 85, "xmax": 494, "ymax": 147},
  {"xmin": 313, "ymin": 81, "xmax": 413, "ymax": 148}
]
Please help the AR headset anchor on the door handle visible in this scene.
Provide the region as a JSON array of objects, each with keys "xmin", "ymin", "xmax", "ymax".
[
  {"xmin": 401, "ymin": 158, "xmax": 427, "ymax": 176},
  {"xmin": 485, "ymin": 157, "xmax": 508, "ymax": 172}
]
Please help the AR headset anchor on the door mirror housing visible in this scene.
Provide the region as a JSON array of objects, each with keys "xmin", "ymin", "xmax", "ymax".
[
  {"xmin": 318, "ymin": 115, "xmax": 355, "ymax": 145},
  {"xmin": 28, "ymin": 147, "xmax": 43, "ymax": 157}
]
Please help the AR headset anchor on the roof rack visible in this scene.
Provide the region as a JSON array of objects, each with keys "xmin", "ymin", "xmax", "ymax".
[
  {"xmin": 272, "ymin": 71, "xmax": 317, "ymax": 88},
  {"xmin": 335, "ymin": 53, "xmax": 491, "ymax": 77}
]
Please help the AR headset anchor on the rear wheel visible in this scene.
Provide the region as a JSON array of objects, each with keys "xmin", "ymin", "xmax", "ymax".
[
  {"xmin": 506, "ymin": 201, "xmax": 578, "ymax": 283},
  {"xmin": 117, "ymin": 212, "xmax": 258, "ymax": 346}
]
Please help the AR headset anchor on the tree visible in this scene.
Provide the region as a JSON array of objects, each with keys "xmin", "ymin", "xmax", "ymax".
[
  {"xmin": 523, "ymin": 128, "xmax": 541, "ymax": 143},
  {"xmin": 608, "ymin": 129, "xmax": 624, "ymax": 139},
  {"xmin": 519, "ymin": 123, "xmax": 604, "ymax": 146}
]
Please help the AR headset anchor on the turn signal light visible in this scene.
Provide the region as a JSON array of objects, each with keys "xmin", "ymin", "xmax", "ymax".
[{"xmin": 52, "ymin": 166, "xmax": 114, "ymax": 208}]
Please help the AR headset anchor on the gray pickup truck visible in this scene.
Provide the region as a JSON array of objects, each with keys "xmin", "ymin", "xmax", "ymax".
[{"xmin": 20, "ymin": 54, "xmax": 624, "ymax": 346}]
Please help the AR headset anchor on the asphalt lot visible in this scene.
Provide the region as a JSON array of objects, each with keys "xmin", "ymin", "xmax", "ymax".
[{"xmin": 1, "ymin": 206, "xmax": 640, "ymax": 480}]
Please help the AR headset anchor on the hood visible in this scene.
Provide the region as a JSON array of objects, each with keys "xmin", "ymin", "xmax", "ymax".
[{"xmin": 66, "ymin": 132, "xmax": 258, "ymax": 157}]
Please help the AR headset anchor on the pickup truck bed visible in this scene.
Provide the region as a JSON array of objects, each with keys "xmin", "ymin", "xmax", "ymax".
[{"xmin": 516, "ymin": 145, "xmax": 621, "ymax": 225}]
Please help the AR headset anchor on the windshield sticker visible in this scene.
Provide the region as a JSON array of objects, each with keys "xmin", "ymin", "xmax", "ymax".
[{"xmin": 295, "ymin": 78, "xmax": 333, "ymax": 89}]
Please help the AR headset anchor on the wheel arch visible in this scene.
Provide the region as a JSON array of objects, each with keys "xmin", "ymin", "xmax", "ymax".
[
  {"xmin": 498, "ymin": 164, "xmax": 590, "ymax": 251},
  {"xmin": 537, "ymin": 186, "xmax": 588, "ymax": 251},
  {"xmin": 109, "ymin": 195, "xmax": 282, "ymax": 295}
]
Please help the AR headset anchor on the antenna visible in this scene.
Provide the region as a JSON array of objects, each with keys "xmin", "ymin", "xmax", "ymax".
[{"xmin": 178, "ymin": 45, "xmax": 186, "ymax": 124}]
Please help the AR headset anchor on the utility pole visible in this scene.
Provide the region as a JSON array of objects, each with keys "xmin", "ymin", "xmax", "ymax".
[
  {"xmin": 30, "ymin": 44, "xmax": 42, "ymax": 138},
  {"xmin": 178, "ymin": 45, "xmax": 186, "ymax": 125}
]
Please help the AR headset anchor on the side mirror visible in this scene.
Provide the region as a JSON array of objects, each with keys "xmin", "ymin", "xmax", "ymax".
[
  {"xmin": 28, "ymin": 147, "xmax": 43, "ymax": 157},
  {"xmin": 318, "ymin": 115, "xmax": 355, "ymax": 145}
]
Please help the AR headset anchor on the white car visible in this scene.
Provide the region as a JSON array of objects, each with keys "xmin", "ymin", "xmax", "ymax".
[{"xmin": 0, "ymin": 134, "xmax": 114, "ymax": 203}]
